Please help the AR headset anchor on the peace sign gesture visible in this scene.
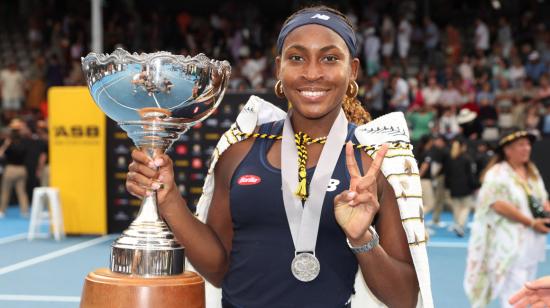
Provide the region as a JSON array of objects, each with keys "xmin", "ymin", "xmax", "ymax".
[{"xmin": 334, "ymin": 142, "xmax": 389, "ymax": 245}]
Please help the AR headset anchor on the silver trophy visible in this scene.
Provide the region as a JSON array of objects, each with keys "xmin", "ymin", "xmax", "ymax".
[{"xmin": 81, "ymin": 48, "xmax": 230, "ymax": 276}]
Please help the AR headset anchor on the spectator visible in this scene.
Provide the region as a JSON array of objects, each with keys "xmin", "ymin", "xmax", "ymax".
[
  {"xmin": 457, "ymin": 108, "xmax": 482, "ymax": 140},
  {"xmin": 524, "ymin": 104, "xmax": 542, "ymax": 138},
  {"xmin": 45, "ymin": 55, "xmax": 64, "ymax": 90},
  {"xmin": 417, "ymin": 135, "xmax": 436, "ymax": 228},
  {"xmin": 494, "ymin": 78, "xmax": 516, "ymax": 129},
  {"xmin": 439, "ymin": 81, "xmax": 461, "ymax": 108},
  {"xmin": 465, "ymin": 130, "xmax": 550, "ymax": 308},
  {"xmin": 363, "ymin": 27, "xmax": 380, "ymax": 76},
  {"xmin": 525, "ymin": 51, "xmax": 547, "ymax": 84},
  {"xmin": 509, "ymin": 57, "xmax": 526, "ymax": 87},
  {"xmin": 438, "ymin": 106, "xmax": 460, "ymax": 140},
  {"xmin": 535, "ymin": 74, "xmax": 550, "ymax": 106},
  {"xmin": 407, "ymin": 104, "xmax": 434, "ymax": 143},
  {"xmin": 0, "ymin": 63, "xmax": 26, "ymax": 113},
  {"xmin": 380, "ymin": 14, "xmax": 395, "ymax": 69},
  {"xmin": 408, "ymin": 77, "xmax": 424, "ymax": 110},
  {"xmin": 497, "ymin": 17, "xmax": 514, "ymax": 59},
  {"xmin": 474, "ymin": 18, "xmax": 490, "ymax": 56},
  {"xmin": 445, "ymin": 24, "xmax": 462, "ymax": 65},
  {"xmin": 516, "ymin": 77, "xmax": 538, "ymax": 103},
  {"xmin": 539, "ymin": 103, "xmax": 550, "ymax": 138},
  {"xmin": 423, "ymin": 17, "xmax": 439, "ymax": 68},
  {"xmin": 445, "ymin": 138, "xmax": 476, "ymax": 237},
  {"xmin": 26, "ymin": 56, "xmax": 47, "ymax": 110},
  {"xmin": 397, "ymin": 16, "xmax": 412, "ymax": 74},
  {"xmin": 491, "ymin": 57, "xmax": 510, "ymax": 83},
  {"xmin": 472, "ymin": 141, "xmax": 493, "ymax": 189},
  {"xmin": 363, "ymin": 74, "xmax": 384, "ymax": 119},
  {"xmin": 422, "ymin": 76, "xmax": 442, "ymax": 111},
  {"xmin": 0, "ymin": 119, "xmax": 31, "ymax": 218},
  {"xmin": 429, "ymin": 134, "xmax": 450, "ymax": 227},
  {"xmin": 65, "ymin": 59, "xmax": 86, "ymax": 86},
  {"xmin": 458, "ymin": 55, "xmax": 474, "ymax": 82},
  {"xmin": 389, "ymin": 74, "xmax": 410, "ymax": 112},
  {"xmin": 511, "ymin": 96, "xmax": 529, "ymax": 132},
  {"xmin": 241, "ymin": 49, "xmax": 267, "ymax": 89},
  {"xmin": 476, "ymin": 81, "xmax": 495, "ymax": 106}
]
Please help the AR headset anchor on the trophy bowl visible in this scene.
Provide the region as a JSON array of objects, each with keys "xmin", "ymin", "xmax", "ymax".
[{"xmin": 81, "ymin": 48, "xmax": 231, "ymax": 276}]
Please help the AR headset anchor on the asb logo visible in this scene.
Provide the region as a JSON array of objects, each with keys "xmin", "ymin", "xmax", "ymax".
[
  {"xmin": 54, "ymin": 125, "xmax": 100, "ymax": 137},
  {"xmin": 237, "ymin": 175, "xmax": 261, "ymax": 186},
  {"xmin": 311, "ymin": 14, "xmax": 330, "ymax": 20}
]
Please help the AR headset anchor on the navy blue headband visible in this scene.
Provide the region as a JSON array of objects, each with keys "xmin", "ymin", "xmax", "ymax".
[{"xmin": 276, "ymin": 11, "xmax": 358, "ymax": 57}]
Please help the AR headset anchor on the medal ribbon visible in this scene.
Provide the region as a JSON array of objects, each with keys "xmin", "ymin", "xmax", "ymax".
[
  {"xmin": 294, "ymin": 132, "xmax": 327, "ymax": 200},
  {"xmin": 281, "ymin": 109, "xmax": 348, "ymax": 253}
]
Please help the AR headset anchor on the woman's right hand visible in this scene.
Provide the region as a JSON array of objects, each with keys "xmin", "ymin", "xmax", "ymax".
[
  {"xmin": 126, "ymin": 149, "xmax": 183, "ymax": 208},
  {"xmin": 532, "ymin": 218, "xmax": 550, "ymax": 234}
]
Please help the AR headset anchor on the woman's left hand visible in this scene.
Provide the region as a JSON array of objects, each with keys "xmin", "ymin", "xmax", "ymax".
[{"xmin": 334, "ymin": 142, "xmax": 388, "ymax": 245}]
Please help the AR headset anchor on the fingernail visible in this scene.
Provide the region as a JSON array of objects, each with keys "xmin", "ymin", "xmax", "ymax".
[
  {"xmin": 349, "ymin": 200, "xmax": 355, "ymax": 206},
  {"xmin": 347, "ymin": 191, "xmax": 356, "ymax": 199},
  {"xmin": 151, "ymin": 182, "xmax": 161, "ymax": 190},
  {"xmin": 154, "ymin": 158, "xmax": 163, "ymax": 167},
  {"xmin": 147, "ymin": 160, "xmax": 156, "ymax": 168}
]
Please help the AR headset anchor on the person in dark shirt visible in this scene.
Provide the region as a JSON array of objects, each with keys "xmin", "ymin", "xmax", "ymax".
[
  {"xmin": 444, "ymin": 138, "xmax": 476, "ymax": 236},
  {"xmin": 0, "ymin": 119, "xmax": 30, "ymax": 217},
  {"xmin": 429, "ymin": 134, "xmax": 449, "ymax": 226},
  {"xmin": 417, "ymin": 135, "xmax": 435, "ymax": 218}
]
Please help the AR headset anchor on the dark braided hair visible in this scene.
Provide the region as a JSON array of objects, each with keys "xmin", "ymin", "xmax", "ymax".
[{"xmin": 281, "ymin": 5, "xmax": 371, "ymax": 125}]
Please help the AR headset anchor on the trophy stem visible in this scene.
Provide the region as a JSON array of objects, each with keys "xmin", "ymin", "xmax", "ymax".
[
  {"xmin": 133, "ymin": 191, "xmax": 161, "ymax": 223},
  {"xmin": 110, "ymin": 137, "xmax": 184, "ymax": 276}
]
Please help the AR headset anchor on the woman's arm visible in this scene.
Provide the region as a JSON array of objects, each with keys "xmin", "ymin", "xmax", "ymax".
[
  {"xmin": 0, "ymin": 138, "xmax": 11, "ymax": 157},
  {"xmin": 126, "ymin": 138, "xmax": 254, "ymax": 286},
  {"xmin": 334, "ymin": 145, "xmax": 418, "ymax": 307},
  {"xmin": 355, "ymin": 173, "xmax": 418, "ymax": 308},
  {"xmin": 491, "ymin": 200, "xmax": 550, "ymax": 233}
]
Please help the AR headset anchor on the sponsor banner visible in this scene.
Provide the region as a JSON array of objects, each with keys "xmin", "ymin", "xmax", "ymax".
[
  {"xmin": 49, "ymin": 87, "xmax": 107, "ymax": 235},
  {"xmin": 105, "ymin": 93, "xmax": 286, "ymax": 233}
]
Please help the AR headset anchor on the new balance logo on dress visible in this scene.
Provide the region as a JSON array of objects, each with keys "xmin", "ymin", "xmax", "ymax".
[{"xmin": 327, "ymin": 179, "xmax": 340, "ymax": 192}]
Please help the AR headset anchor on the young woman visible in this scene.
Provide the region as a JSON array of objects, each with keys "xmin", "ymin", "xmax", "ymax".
[{"xmin": 126, "ymin": 6, "xmax": 426, "ymax": 308}]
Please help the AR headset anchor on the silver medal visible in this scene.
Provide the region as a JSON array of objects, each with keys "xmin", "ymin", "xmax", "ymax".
[{"xmin": 291, "ymin": 252, "xmax": 320, "ymax": 282}]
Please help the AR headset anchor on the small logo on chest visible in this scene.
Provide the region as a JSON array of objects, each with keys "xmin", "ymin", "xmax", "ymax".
[
  {"xmin": 237, "ymin": 174, "xmax": 262, "ymax": 186},
  {"xmin": 327, "ymin": 179, "xmax": 340, "ymax": 192}
]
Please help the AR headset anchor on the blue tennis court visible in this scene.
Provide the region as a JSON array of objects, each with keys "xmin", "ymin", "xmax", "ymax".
[{"xmin": 1, "ymin": 207, "xmax": 549, "ymax": 308}]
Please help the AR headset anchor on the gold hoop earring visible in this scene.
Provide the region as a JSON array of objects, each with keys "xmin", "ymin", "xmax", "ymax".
[
  {"xmin": 346, "ymin": 80, "xmax": 358, "ymax": 99},
  {"xmin": 274, "ymin": 80, "xmax": 285, "ymax": 98}
]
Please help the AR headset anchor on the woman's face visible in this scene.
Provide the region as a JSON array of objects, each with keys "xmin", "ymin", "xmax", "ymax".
[
  {"xmin": 276, "ymin": 24, "xmax": 359, "ymax": 120},
  {"xmin": 504, "ymin": 137, "xmax": 532, "ymax": 165}
]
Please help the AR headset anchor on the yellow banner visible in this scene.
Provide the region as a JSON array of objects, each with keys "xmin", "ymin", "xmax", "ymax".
[{"xmin": 49, "ymin": 87, "xmax": 107, "ymax": 235}]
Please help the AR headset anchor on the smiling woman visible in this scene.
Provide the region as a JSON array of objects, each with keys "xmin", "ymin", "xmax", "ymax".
[{"xmin": 125, "ymin": 4, "xmax": 430, "ymax": 308}]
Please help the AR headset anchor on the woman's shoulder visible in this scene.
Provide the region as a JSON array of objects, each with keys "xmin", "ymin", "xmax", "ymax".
[
  {"xmin": 214, "ymin": 120, "xmax": 283, "ymax": 183},
  {"xmin": 484, "ymin": 162, "xmax": 509, "ymax": 182}
]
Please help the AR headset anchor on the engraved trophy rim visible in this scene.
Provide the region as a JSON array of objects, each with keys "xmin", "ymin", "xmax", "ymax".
[{"xmin": 81, "ymin": 47, "xmax": 231, "ymax": 74}]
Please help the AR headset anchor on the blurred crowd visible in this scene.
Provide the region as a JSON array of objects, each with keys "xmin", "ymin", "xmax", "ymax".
[{"xmin": 0, "ymin": 0, "xmax": 550, "ymax": 224}]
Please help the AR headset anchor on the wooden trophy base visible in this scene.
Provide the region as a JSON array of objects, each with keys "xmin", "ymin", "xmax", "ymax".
[{"xmin": 80, "ymin": 268, "xmax": 205, "ymax": 308}]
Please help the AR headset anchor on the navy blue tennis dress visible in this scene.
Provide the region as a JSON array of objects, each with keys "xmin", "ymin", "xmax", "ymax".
[{"xmin": 222, "ymin": 120, "xmax": 364, "ymax": 308}]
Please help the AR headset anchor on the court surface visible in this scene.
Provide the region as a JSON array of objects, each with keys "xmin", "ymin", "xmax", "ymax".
[{"xmin": 1, "ymin": 207, "xmax": 549, "ymax": 308}]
